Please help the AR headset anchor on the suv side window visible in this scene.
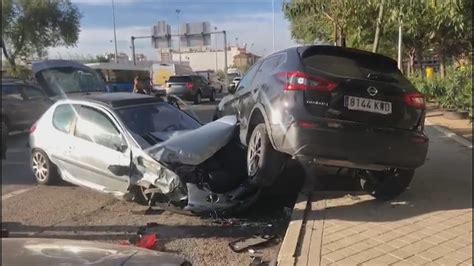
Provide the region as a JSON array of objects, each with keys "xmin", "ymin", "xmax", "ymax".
[
  {"xmin": 75, "ymin": 106, "xmax": 125, "ymax": 151},
  {"xmin": 53, "ymin": 104, "xmax": 78, "ymax": 133},
  {"xmin": 235, "ymin": 62, "xmax": 261, "ymax": 93},
  {"xmin": 259, "ymin": 56, "xmax": 280, "ymax": 73}
]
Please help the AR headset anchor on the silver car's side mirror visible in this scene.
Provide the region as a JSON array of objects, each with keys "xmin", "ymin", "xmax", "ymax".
[{"xmin": 114, "ymin": 143, "xmax": 128, "ymax": 153}]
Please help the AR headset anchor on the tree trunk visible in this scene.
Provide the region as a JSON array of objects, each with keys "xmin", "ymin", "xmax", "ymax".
[
  {"xmin": 1, "ymin": 37, "xmax": 16, "ymax": 70},
  {"xmin": 373, "ymin": 0, "xmax": 386, "ymax": 53},
  {"xmin": 340, "ymin": 28, "xmax": 346, "ymax": 47},
  {"xmin": 333, "ymin": 21, "xmax": 338, "ymax": 46},
  {"xmin": 415, "ymin": 47, "xmax": 423, "ymax": 78},
  {"xmin": 439, "ymin": 52, "xmax": 446, "ymax": 78},
  {"xmin": 408, "ymin": 49, "xmax": 415, "ymax": 75}
]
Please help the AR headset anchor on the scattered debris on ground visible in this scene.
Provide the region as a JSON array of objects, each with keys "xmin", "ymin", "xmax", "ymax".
[{"xmin": 229, "ymin": 235, "xmax": 275, "ymax": 253}]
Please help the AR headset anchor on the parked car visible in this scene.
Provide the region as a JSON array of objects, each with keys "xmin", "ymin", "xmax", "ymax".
[
  {"xmin": 1, "ymin": 79, "xmax": 52, "ymax": 159},
  {"xmin": 215, "ymin": 45, "xmax": 429, "ymax": 200},
  {"xmin": 32, "ymin": 60, "xmax": 107, "ymax": 100},
  {"xmin": 29, "ymin": 93, "xmax": 256, "ymax": 215},
  {"xmin": 165, "ymin": 75, "xmax": 216, "ymax": 104}
]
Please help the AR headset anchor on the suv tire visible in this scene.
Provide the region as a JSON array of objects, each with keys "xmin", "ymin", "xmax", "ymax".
[
  {"xmin": 247, "ymin": 123, "xmax": 286, "ymax": 187},
  {"xmin": 32, "ymin": 149, "xmax": 60, "ymax": 185},
  {"xmin": 359, "ymin": 168, "xmax": 414, "ymax": 200}
]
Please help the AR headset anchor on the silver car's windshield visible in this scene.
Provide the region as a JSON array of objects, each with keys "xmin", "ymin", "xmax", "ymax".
[{"xmin": 115, "ymin": 103, "xmax": 201, "ymax": 147}]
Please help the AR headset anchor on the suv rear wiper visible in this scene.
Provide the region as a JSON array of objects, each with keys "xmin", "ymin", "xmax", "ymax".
[{"xmin": 366, "ymin": 73, "xmax": 397, "ymax": 83}]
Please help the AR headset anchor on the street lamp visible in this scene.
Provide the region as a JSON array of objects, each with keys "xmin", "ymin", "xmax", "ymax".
[
  {"xmin": 111, "ymin": 0, "xmax": 118, "ymax": 63},
  {"xmin": 214, "ymin": 26, "xmax": 218, "ymax": 72},
  {"xmin": 272, "ymin": 0, "xmax": 275, "ymax": 52},
  {"xmin": 176, "ymin": 9, "xmax": 182, "ymax": 63}
]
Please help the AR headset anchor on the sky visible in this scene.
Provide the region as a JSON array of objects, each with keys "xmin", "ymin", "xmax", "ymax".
[{"xmin": 48, "ymin": 0, "xmax": 299, "ymax": 60}]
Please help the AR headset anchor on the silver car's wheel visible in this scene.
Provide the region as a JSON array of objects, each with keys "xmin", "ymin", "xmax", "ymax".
[
  {"xmin": 31, "ymin": 150, "xmax": 59, "ymax": 185},
  {"xmin": 247, "ymin": 130, "xmax": 262, "ymax": 177},
  {"xmin": 32, "ymin": 152, "xmax": 48, "ymax": 181}
]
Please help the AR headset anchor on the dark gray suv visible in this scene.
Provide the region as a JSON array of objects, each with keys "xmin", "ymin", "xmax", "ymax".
[{"xmin": 215, "ymin": 45, "xmax": 429, "ymax": 200}]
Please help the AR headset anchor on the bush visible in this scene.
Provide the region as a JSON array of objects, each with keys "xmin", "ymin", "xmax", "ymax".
[{"xmin": 409, "ymin": 65, "xmax": 472, "ymax": 113}]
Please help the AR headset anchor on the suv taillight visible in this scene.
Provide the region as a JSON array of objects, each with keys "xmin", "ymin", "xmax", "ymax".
[
  {"xmin": 185, "ymin": 82, "xmax": 194, "ymax": 89},
  {"xmin": 404, "ymin": 92, "xmax": 425, "ymax": 109},
  {"xmin": 280, "ymin": 72, "xmax": 337, "ymax": 92}
]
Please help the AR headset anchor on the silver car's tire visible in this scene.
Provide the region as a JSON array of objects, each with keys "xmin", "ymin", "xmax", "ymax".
[
  {"xmin": 194, "ymin": 92, "xmax": 202, "ymax": 104},
  {"xmin": 31, "ymin": 150, "xmax": 59, "ymax": 185}
]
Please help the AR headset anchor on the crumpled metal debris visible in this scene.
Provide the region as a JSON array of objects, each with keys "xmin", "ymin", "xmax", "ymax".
[
  {"xmin": 228, "ymin": 235, "xmax": 275, "ymax": 253},
  {"xmin": 146, "ymin": 116, "xmax": 237, "ymax": 166}
]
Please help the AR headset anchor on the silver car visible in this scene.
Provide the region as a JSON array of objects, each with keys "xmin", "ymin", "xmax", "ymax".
[{"xmin": 29, "ymin": 93, "xmax": 257, "ymax": 215}]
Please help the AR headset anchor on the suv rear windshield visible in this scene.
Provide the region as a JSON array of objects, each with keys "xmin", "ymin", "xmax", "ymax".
[
  {"xmin": 168, "ymin": 76, "xmax": 192, "ymax": 83},
  {"xmin": 301, "ymin": 47, "xmax": 408, "ymax": 83}
]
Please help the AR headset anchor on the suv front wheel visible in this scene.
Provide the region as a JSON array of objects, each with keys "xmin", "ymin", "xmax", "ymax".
[{"xmin": 247, "ymin": 124, "xmax": 286, "ymax": 187}]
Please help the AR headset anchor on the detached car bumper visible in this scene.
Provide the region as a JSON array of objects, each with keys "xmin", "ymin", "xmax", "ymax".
[{"xmin": 273, "ymin": 122, "xmax": 429, "ymax": 169}]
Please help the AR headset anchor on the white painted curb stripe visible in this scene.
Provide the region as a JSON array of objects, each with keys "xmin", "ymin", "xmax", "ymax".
[
  {"xmin": 426, "ymin": 119, "xmax": 472, "ymax": 149},
  {"xmin": 2, "ymin": 187, "xmax": 35, "ymax": 201}
]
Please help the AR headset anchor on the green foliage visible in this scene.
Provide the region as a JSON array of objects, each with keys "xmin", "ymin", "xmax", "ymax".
[
  {"xmin": 216, "ymin": 70, "xmax": 226, "ymax": 80},
  {"xmin": 409, "ymin": 65, "xmax": 472, "ymax": 112},
  {"xmin": 2, "ymin": 0, "xmax": 82, "ymax": 66},
  {"xmin": 5, "ymin": 63, "xmax": 32, "ymax": 80},
  {"xmin": 95, "ymin": 55, "xmax": 108, "ymax": 63}
]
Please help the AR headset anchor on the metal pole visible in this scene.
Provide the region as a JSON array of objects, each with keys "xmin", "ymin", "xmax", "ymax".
[
  {"xmin": 223, "ymin": 30, "xmax": 228, "ymax": 87},
  {"xmin": 112, "ymin": 0, "xmax": 118, "ymax": 63},
  {"xmin": 131, "ymin": 36, "xmax": 136, "ymax": 65},
  {"xmin": 176, "ymin": 9, "xmax": 182, "ymax": 63},
  {"xmin": 272, "ymin": 0, "xmax": 275, "ymax": 52},
  {"xmin": 397, "ymin": 9, "xmax": 403, "ymax": 71},
  {"xmin": 215, "ymin": 27, "xmax": 218, "ymax": 72}
]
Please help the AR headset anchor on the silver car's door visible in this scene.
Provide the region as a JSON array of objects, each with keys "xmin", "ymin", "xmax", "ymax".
[{"xmin": 67, "ymin": 105, "xmax": 130, "ymax": 195}]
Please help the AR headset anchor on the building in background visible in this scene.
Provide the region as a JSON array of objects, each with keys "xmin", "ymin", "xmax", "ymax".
[
  {"xmin": 105, "ymin": 52, "xmax": 130, "ymax": 63},
  {"xmin": 234, "ymin": 52, "xmax": 260, "ymax": 73},
  {"xmin": 170, "ymin": 46, "xmax": 242, "ymax": 72}
]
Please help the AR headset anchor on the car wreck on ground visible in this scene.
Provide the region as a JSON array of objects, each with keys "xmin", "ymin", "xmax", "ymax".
[{"xmin": 30, "ymin": 93, "xmax": 260, "ymax": 215}]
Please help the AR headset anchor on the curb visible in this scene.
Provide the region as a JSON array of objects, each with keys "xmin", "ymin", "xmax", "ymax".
[{"xmin": 425, "ymin": 119, "xmax": 472, "ymax": 149}]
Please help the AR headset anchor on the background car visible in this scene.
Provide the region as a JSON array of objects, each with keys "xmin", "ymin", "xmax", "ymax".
[
  {"xmin": 215, "ymin": 45, "xmax": 429, "ymax": 200},
  {"xmin": 165, "ymin": 75, "xmax": 216, "ymax": 104},
  {"xmin": 1, "ymin": 79, "xmax": 52, "ymax": 159}
]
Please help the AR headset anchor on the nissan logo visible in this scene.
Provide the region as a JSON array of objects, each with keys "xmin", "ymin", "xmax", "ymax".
[{"xmin": 367, "ymin": 86, "xmax": 378, "ymax": 96}]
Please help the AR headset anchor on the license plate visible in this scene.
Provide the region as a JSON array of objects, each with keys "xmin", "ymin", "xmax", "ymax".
[{"xmin": 344, "ymin": 96, "xmax": 392, "ymax": 115}]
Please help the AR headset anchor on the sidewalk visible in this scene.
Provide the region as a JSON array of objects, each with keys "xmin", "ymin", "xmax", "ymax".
[
  {"xmin": 426, "ymin": 104, "xmax": 472, "ymax": 142},
  {"xmin": 278, "ymin": 125, "xmax": 472, "ymax": 265}
]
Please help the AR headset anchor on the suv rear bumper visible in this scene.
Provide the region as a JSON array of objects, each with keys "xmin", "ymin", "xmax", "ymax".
[{"xmin": 271, "ymin": 122, "xmax": 429, "ymax": 169}]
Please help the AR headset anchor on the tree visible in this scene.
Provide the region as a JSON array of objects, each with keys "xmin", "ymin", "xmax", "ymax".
[
  {"xmin": 96, "ymin": 55, "xmax": 109, "ymax": 63},
  {"xmin": 283, "ymin": 0, "xmax": 371, "ymax": 47},
  {"xmin": 2, "ymin": 0, "xmax": 81, "ymax": 70}
]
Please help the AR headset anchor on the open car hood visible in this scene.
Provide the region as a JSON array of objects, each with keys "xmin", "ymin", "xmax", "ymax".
[{"xmin": 145, "ymin": 116, "xmax": 237, "ymax": 166}]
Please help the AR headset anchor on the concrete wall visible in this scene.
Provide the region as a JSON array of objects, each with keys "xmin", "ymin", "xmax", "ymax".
[{"xmin": 171, "ymin": 47, "xmax": 241, "ymax": 72}]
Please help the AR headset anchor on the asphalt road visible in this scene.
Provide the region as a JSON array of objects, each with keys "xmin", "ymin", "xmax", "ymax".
[{"xmin": 1, "ymin": 94, "xmax": 472, "ymax": 265}]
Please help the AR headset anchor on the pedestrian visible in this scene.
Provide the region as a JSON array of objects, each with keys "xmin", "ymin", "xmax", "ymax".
[{"xmin": 132, "ymin": 76, "xmax": 147, "ymax": 94}]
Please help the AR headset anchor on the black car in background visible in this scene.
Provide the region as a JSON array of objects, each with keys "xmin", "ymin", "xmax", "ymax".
[
  {"xmin": 165, "ymin": 75, "xmax": 216, "ymax": 104},
  {"xmin": 1, "ymin": 79, "xmax": 52, "ymax": 159},
  {"xmin": 215, "ymin": 45, "xmax": 429, "ymax": 200}
]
